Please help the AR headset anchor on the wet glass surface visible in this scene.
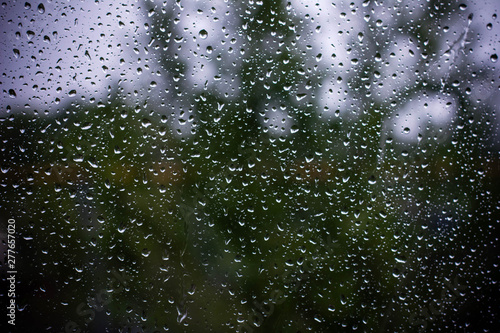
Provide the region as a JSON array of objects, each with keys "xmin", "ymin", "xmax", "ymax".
[{"xmin": 1, "ymin": 0, "xmax": 499, "ymax": 332}]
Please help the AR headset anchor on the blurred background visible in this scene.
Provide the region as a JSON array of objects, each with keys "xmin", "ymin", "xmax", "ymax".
[{"xmin": 1, "ymin": 0, "xmax": 499, "ymax": 332}]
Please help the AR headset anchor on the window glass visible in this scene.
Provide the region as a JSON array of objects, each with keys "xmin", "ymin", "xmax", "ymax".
[{"xmin": 1, "ymin": 0, "xmax": 499, "ymax": 332}]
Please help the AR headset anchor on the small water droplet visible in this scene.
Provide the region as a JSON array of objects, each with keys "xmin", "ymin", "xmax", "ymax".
[
  {"xmin": 81, "ymin": 122, "xmax": 92, "ymax": 130},
  {"xmin": 142, "ymin": 118, "xmax": 152, "ymax": 128},
  {"xmin": 73, "ymin": 155, "xmax": 84, "ymax": 163},
  {"xmin": 13, "ymin": 49, "xmax": 20, "ymax": 58},
  {"xmin": 141, "ymin": 248, "xmax": 151, "ymax": 257},
  {"xmin": 296, "ymin": 93, "xmax": 307, "ymax": 101},
  {"xmin": 403, "ymin": 127, "xmax": 410, "ymax": 134},
  {"xmin": 314, "ymin": 315, "xmax": 323, "ymax": 323},
  {"xmin": 198, "ymin": 29, "xmax": 208, "ymax": 39},
  {"xmin": 24, "ymin": 2, "xmax": 31, "ymax": 9}
]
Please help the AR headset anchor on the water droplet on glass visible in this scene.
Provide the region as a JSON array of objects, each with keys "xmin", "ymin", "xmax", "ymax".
[
  {"xmin": 490, "ymin": 54, "xmax": 498, "ymax": 63},
  {"xmin": 13, "ymin": 49, "xmax": 20, "ymax": 58},
  {"xmin": 198, "ymin": 29, "xmax": 208, "ymax": 39},
  {"xmin": 24, "ymin": 2, "xmax": 31, "ymax": 9},
  {"xmin": 73, "ymin": 155, "xmax": 84, "ymax": 163},
  {"xmin": 81, "ymin": 122, "xmax": 92, "ymax": 130},
  {"xmin": 8, "ymin": 89, "xmax": 16, "ymax": 98},
  {"xmin": 296, "ymin": 93, "xmax": 307, "ymax": 101},
  {"xmin": 37, "ymin": 3, "xmax": 45, "ymax": 13},
  {"xmin": 403, "ymin": 127, "xmax": 410, "ymax": 134},
  {"xmin": 142, "ymin": 248, "xmax": 151, "ymax": 257}
]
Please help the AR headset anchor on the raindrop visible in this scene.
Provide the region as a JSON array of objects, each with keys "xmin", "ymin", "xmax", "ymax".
[
  {"xmin": 8, "ymin": 89, "xmax": 16, "ymax": 98},
  {"xmin": 26, "ymin": 30, "xmax": 35, "ymax": 40},
  {"xmin": 142, "ymin": 248, "xmax": 151, "ymax": 257},
  {"xmin": 142, "ymin": 118, "xmax": 152, "ymax": 128},
  {"xmin": 403, "ymin": 127, "xmax": 410, "ymax": 134},
  {"xmin": 73, "ymin": 155, "xmax": 84, "ymax": 163},
  {"xmin": 296, "ymin": 93, "xmax": 307, "ymax": 101},
  {"xmin": 81, "ymin": 122, "xmax": 92, "ymax": 130},
  {"xmin": 68, "ymin": 90, "xmax": 76, "ymax": 97},
  {"xmin": 13, "ymin": 49, "xmax": 20, "ymax": 58},
  {"xmin": 314, "ymin": 315, "xmax": 323, "ymax": 323},
  {"xmin": 490, "ymin": 54, "xmax": 498, "ymax": 63},
  {"xmin": 37, "ymin": 3, "xmax": 45, "ymax": 13},
  {"xmin": 199, "ymin": 29, "xmax": 208, "ymax": 39},
  {"xmin": 24, "ymin": 2, "xmax": 31, "ymax": 9}
]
